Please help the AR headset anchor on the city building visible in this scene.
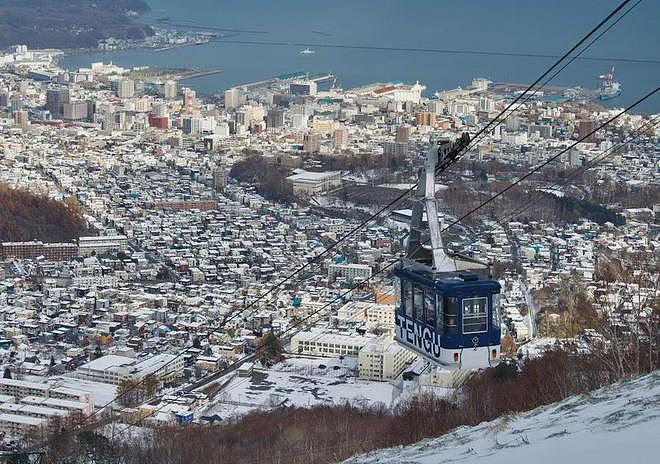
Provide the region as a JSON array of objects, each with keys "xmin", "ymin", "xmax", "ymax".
[
  {"xmin": 1, "ymin": 241, "xmax": 78, "ymax": 261},
  {"xmin": 266, "ymin": 108, "xmax": 285, "ymax": 129},
  {"xmin": 63, "ymin": 101, "xmax": 89, "ymax": 121},
  {"xmin": 74, "ymin": 354, "xmax": 184, "ymax": 385},
  {"xmin": 77, "ymin": 235, "xmax": 128, "ymax": 257},
  {"xmin": 163, "ymin": 80, "xmax": 177, "ymax": 100},
  {"xmin": 117, "ymin": 79, "xmax": 135, "ymax": 99},
  {"xmin": 287, "ymin": 170, "xmax": 341, "ymax": 196},
  {"xmin": 415, "ymin": 111, "xmax": 436, "ymax": 126},
  {"xmin": 336, "ymin": 301, "xmax": 396, "ymax": 328},
  {"xmin": 291, "ymin": 330, "xmax": 370, "ymax": 357},
  {"xmin": 45, "ymin": 86, "xmax": 69, "ymax": 117},
  {"xmin": 290, "ymin": 80, "xmax": 317, "ymax": 96},
  {"xmin": 224, "ymin": 87, "xmax": 242, "ymax": 110},
  {"xmin": 328, "ymin": 263, "xmax": 373, "ymax": 282},
  {"xmin": 302, "ymin": 133, "xmax": 321, "ymax": 153},
  {"xmin": 395, "ymin": 125, "xmax": 412, "ymax": 143},
  {"xmin": 358, "ymin": 337, "xmax": 416, "ymax": 381},
  {"xmin": 0, "ymin": 413, "xmax": 46, "ymax": 437},
  {"xmin": 333, "ymin": 126, "xmax": 348, "ymax": 149}
]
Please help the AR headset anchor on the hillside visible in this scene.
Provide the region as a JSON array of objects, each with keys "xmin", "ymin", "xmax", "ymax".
[
  {"xmin": 0, "ymin": 0, "xmax": 152, "ymax": 49},
  {"xmin": 345, "ymin": 371, "xmax": 660, "ymax": 464},
  {"xmin": 0, "ymin": 183, "xmax": 92, "ymax": 243}
]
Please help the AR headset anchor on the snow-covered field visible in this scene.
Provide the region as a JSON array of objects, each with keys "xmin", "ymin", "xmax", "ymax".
[
  {"xmin": 205, "ymin": 356, "xmax": 409, "ymax": 418},
  {"xmin": 379, "ymin": 183, "xmax": 448, "ymax": 192},
  {"xmin": 344, "ymin": 371, "xmax": 660, "ymax": 464}
]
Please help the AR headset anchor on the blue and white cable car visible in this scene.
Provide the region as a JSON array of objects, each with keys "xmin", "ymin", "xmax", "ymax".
[{"xmin": 394, "ymin": 135, "xmax": 501, "ymax": 369}]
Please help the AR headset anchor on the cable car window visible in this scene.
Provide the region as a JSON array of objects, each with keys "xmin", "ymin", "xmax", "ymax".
[
  {"xmin": 463, "ymin": 297, "xmax": 488, "ymax": 334},
  {"xmin": 435, "ymin": 295, "xmax": 444, "ymax": 333},
  {"xmin": 444, "ymin": 297, "xmax": 458, "ymax": 334},
  {"xmin": 404, "ymin": 281, "xmax": 413, "ymax": 317},
  {"xmin": 424, "ymin": 291, "xmax": 435, "ymax": 326},
  {"xmin": 492, "ymin": 294, "xmax": 501, "ymax": 328},
  {"xmin": 413, "ymin": 285, "xmax": 424, "ymax": 320}
]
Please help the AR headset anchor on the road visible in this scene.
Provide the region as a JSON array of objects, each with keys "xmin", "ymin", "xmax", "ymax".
[
  {"xmin": 504, "ymin": 222, "xmax": 537, "ymax": 340},
  {"xmin": 185, "ymin": 353, "xmax": 258, "ymax": 393},
  {"xmin": 521, "ymin": 279, "xmax": 537, "ymax": 339}
]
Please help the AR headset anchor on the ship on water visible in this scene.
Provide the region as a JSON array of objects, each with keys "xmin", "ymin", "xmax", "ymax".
[
  {"xmin": 598, "ymin": 65, "xmax": 622, "ymax": 100},
  {"xmin": 300, "ymin": 48, "xmax": 315, "ymax": 55}
]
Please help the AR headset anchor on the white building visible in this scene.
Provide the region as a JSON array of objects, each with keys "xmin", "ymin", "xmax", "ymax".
[
  {"xmin": 0, "ymin": 413, "xmax": 46, "ymax": 437},
  {"xmin": 163, "ymin": 80, "xmax": 177, "ymax": 99},
  {"xmin": 78, "ymin": 235, "xmax": 128, "ymax": 256},
  {"xmin": 74, "ymin": 354, "xmax": 184, "ymax": 385},
  {"xmin": 117, "ymin": 79, "xmax": 135, "ymax": 99},
  {"xmin": 358, "ymin": 337, "xmax": 416, "ymax": 381},
  {"xmin": 0, "ymin": 402, "xmax": 67, "ymax": 421},
  {"xmin": 20, "ymin": 396, "xmax": 93, "ymax": 416},
  {"xmin": 0, "ymin": 379, "xmax": 92, "ymax": 407},
  {"xmin": 291, "ymin": 330, "xmax": 371, "ymax": 357},
  {"xmin": 336, "ymin": 301, "xmax": 395, "ymax": 328},
  {"xmin": 287, "ymin": 170, "xmax": 342, "ymax": 196},
  {"xmin": 328, "ymin": 263, "xmax": 372, "ymax": 282}
]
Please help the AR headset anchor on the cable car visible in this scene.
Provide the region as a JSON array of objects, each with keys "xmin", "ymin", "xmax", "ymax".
[{"xmin": 394, "ymin": 135, "xmax": 501, "ymax": 369}]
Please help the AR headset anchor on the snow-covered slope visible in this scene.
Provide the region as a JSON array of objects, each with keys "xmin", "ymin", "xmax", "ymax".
[{"xmin": 344, "ymin": 371, "xmax": 659, "ymax": 464}]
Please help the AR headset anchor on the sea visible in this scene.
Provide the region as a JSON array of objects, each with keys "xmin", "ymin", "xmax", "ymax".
[{"xmin": 59, "ymin": 0, "xmax": 660, "ymax": 112}]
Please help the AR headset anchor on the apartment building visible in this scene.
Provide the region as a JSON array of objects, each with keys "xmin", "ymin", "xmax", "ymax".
[
  {"xmin": 74, "ymin": 354, "xmax": 184, "ymax": 385},
  {"xmin": 328, "ymin": 263, "xmax": 372, "ymax": 282},
  {"xmin": 358, "ymin": 337, "xmax": 416, "ymax": 381},
  {"xmin": 291, "ymin": 330, "xmax": 371, "ymax": 357}
]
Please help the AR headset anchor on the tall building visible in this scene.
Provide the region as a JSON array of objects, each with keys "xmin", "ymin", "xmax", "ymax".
[
  {"xmin": 358, "ymin": 338, "xmax": 416, "ymax": 381},
  {"xmin": 213, "ymin": 169, "xmax": 228, "ymax": 192},
  {"xmin": 117, "ymin": 79, "xmax": 135, "ymax": 99},
  {"xmin": 415, "ymin": 111, "xmax": 436, "ymax": 126},
  {"xmin": 303, "ymin": 133, "xmax": 321, "ymax": 153},
  {"xmin": 45, "ymin": 86, "xmax": 70, "ymax": 117},
  {"xmin": 153, "ymin": 102, "xmax": 168, "ymax": 118},
  {"xmin": 182, "ymin": 116, "xmax": 202, "ymax": 135},
  {"xmin": 479, "ymin": 96, "xmax": 495, "ymax": 112},
  {"xmin": 163, "ymin": 80, "xmax": 177, "ymax": 100},
  {"xmin": 63, "ymin": 101, "xmax": 89, "ymax": 121},
  {"xmin": 333, "ymin": 126, "xmax": 348, "ymax": 149},
  {"xmin": 224, "ymin": 87, "xmax": 242, "ymax": 110},
  {"xmin": 291, "ymin": 113, "xmax": 308, "ymax": 130},
  {"xmin": 0, "ymin": 90, "xmax": 9, "ymax": 107},
  {"xmin": 383, "ymin": 141, "xmax": 409, "ymax": 159},
  {"xmin": 182, "ymin": 87, "xmax": 199, "ymax": 114},
  {"xmin": 577, "ymin": 120, "xmax": 598, "ymax": 143},
  {"xmin": 395, "ymin": 125, "xmax": 412, "ymax": 143},
  {"xmin": 148, "ymin": 113, "xmax": 169, "ymax": 129},
  {"xmin": 101, "ymin": 112, "xmax": 115, "ymax": 135},
  {"xmin": 290, "ymin": 80, "xmax": 317, "ymax": 96},
  {"xmin": 13, "ymin": 110, "xmax": 29, "ymax": 131},
  {"xmin": 428, "ymin": 100, "xmax": 444, "ymax": 114},
  {"xmin": 266, "ymin": 108, "xmax": 285, "ymax": 129}
]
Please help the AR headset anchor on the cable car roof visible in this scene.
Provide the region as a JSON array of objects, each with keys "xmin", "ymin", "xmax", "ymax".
[{"xmin": 395, "ymin": 267, "xmax": 500, "ymax": 295}]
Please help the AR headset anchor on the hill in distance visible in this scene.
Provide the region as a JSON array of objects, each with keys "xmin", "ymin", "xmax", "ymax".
[
  {"xmin": 0, "ymin": 183, "xmax": 93, "ymax": 243},
  {"xmin": 0, "ymin": 0, "xmax": 153, "ymax": 49}
]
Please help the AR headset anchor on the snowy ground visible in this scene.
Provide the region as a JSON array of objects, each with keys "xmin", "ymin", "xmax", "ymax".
[
  {"xmin": 344, "ymin": 371, "xmax": 660, "ymax": 464},
  {"xmin": 379, "ymin": 183, "xmax": 448, "ymax": 192},
  {"xmin": 204, "ymin": 356, "xmax": 410, "ymax": 418}
]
